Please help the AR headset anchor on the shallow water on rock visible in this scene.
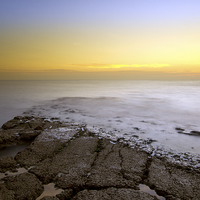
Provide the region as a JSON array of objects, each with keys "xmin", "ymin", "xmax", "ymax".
[
  {"xmin": 139, "ymin": 184, "xmax": 166, "ymax": 200},
  {"xmin": 0, "ymin": 167, "xmax": 27, "ymax": 179},
  {"xmin": 36, "ymin": 183, "xmax": 63, "ymax": 200},
  {"xmin": 0, "ymin": 143, "xmax": 31, "ymax": 158}
]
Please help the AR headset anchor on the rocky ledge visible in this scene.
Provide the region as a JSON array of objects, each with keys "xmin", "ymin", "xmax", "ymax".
[{"xmin": 0, "ymin": 116, "xmax": 200, "ymax": 200}]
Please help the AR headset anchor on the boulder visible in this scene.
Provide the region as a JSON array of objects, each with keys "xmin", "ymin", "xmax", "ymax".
[
  {"xmin": 4, "ymin": 172, "xmax": 44, "ymax": 200},
  {"xmin": 0, "ymin": 184, "xmax": 15, "ymax": 200},
  {"xmin": 0, "ymin": 156, "xmax": 17, "ymax": 173},
  {"xmin": 1, "ymin": 117, "xmax": 24, "ymax": 130}
]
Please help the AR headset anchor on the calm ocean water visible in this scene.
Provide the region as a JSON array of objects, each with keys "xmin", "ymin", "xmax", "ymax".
[{"xmin": 1, "ymin": 80, "xmax": 200, "ymax": 153}]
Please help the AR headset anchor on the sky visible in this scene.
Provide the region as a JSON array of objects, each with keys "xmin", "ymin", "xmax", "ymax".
[{"xmin": 0, "ymin": 0, "xmax": 200, "ymax": 80}]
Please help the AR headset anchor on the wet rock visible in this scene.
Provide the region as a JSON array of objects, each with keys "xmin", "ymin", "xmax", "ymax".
[
  {"xmin": 15, "ymin": 140, "xmax": 67, "ymax": 168},
  {"xmin": 175, "ymin": 127, "xmax": 200, "ymax": 136},
  {"xmin": 41, "ymin": 197, "xmax": 59, "ymax": 200},
  {"xmin": 146, "ymin": 158, "xmax": 200, "ymax": 199},
  {"xmin": 0, "ymin": 129, "xmax": 19, "ymax": 145},
  {"xmin": 56, "ymin": 189, "xmax": 73, "ymax": 200},
  {"xmin": 19, "ymin": 129, "xmax": 41, "ymax": 140},
  {"xmin": 34, "ymin": 126, "xmax": 43, "ymax": 130},
  {"xmin": 71, "ymin": 188, "xmax": 158, "ymax": 200},
  {"xmin": 3, "ymin": 172, "xmax": 43, "ymax": 200},
  {"xmin": 28, "ymin": 119, "xmax": 44, "ymax": 130},
  {"xmin": 31, "ymin": 137, "xmax": 98, "ymax": 185},
  {"xmin": 120, "ymin": 145, "xmax": 148, "ymax": 183},
  {"xmin": 0, "ymin": 116, "xmax": 42, "ymax": 145},
  {"xmin": 15, "ymin": 126, "xmax": 79, "ymax": 168},
  {"xmin": 190, "ymin": 130, "xmax": 200, "ymax": 136},
  {"xmin": 0, "ymin": 116, "xmax": 70, "ymax": 145},
  {"xmin": 0, "ymin": 184, "xmax": 15, "ymax": 200},
  {"xmin": 86, "ymin": 140, "xmax": 148, "ymax": 189},
  {"xmin": 1, "ymin": 117, "xmax": 24, "ymax": 130},
  {"xmin": 0, "ymin": 156, "xmax": 17, "ymax": 173},
  {"xmin": 175, "ymin": 127, "xmax": 185, "ymax": 132},
  {"xmin": 1, "ymin": 116, "xmax": 200, "ymax": 199}
]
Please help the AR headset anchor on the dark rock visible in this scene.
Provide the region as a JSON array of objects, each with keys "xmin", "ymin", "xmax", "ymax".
[
  {"xmin": 146, "ymin": 139, "xmax": 158, "ymax": 144},
  {"xmin": 4, "ymin": 172, "xmax": 44, "ymax": 200},
  {"xmin": 190, "ymin": 130, "xmax": 200, "ymax": 136},
  {"xmin": 1, "ymin": 116, "xmax": 200, "ymax": 200},
  {"xmin": 19, "ymin": 129, "xmax": 41, "ymax": 140},
  {"xmin": 176, "ymin": 129, "xmax": 200, "ymax": 136},
  {"xmin": 71, "ymin": 188, "xmax": 158, "ymax": 200},
  {"xmin": 15, "ymin": 125, "xmax": 79, "ymax": 168},
  {"xmin": 0, "ymin": 156, "xmax": 18, "ymax": 173},
  {"xmin": 86, "ymin": 140, "xmax": 148, "ymax": 189},
  {"xmin": 34, "ymin": 126, "xmax": 43, "ymax": 130},
  {"xmin": 56, "ymin": 189, "xmax": 73, "ymax": 200},
  {"xmin": 0, "ymin": 129, "xmax": 19, "ymax": 145},
  {"xmin": 175, "ymin": 127, "xmax": 185, "ymax": 132},
  {"xmin": 15, "ymin": 140, "xmax": 67, "ymax": 168},
  {"xmin": 1, "ymin": 117, "xmax": 24, "ymax": 130},
  {"xmin": 0, "ymin": 184, "xmax": 15, "ymax": 200},
  {"xmin": 31, "ymin": 137, "xmax": 98, "ymax": 185},
  {"xmin": 41, "ymin": 197, "xmax": 59, "ymax": 200},
  {"xmin": 146, "ymin": 158, "xmax": 200, "ymax": 199},
  {"xmin": 28, "ymin": 119, "xmax": 43, "ymax": 130}
]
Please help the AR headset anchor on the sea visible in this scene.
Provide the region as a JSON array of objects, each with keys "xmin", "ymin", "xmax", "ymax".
[{"xmin": 1, "ymin": 80, "xmax": 200, "ymax": 154}]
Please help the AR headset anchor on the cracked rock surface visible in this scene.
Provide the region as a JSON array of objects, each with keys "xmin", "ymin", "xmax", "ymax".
[
  {"xmin": 0, "ymin": 116, "xmax": 200, "ymax": 199},
  {"xmin": 146, "ymin": 158, "xmax": 200, "ymax": 199}
]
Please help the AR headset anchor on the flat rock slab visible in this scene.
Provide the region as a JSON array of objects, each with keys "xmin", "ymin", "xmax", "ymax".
[
  {"xmin": 30, "ymin": 137, "xmax": 99, "ymax": 185},
  {"xmin": 15, "ymin": 126, "xmax": 79, "ymax": 168},
  {"xmin": 1, "ymin": 116, "xmax": 200, "ymax": 200},
  {"xmin": 146, "ymin": 158, "xmax": 200, "ymax": 199},
  {"xmin": 86, "ymin": 140, "xmax": 148, "ymax": 189},
  {"xmin": 71, "ymin": 188, "xmax": 158, "ymax": 200}
]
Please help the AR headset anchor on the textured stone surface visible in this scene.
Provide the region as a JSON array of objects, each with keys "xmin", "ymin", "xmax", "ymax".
[
  {"xmin": 146, "ymin": 158, "xmax": 200, "ymax": 200},
  {"xmin": 3, "ymin": 172, "xmax": 43, "ymax": 200},
  {"xmin": 15, "ymin": 140, "xmax": 68, "ymax": 168},
  {"xmin": 31, "ymin": 137, "xmax": 98, "ymax": 185},
  {"xmin": 56, "ymin": 189, "xmax": 74, "ymax": 200},
  {"xmin": 0, "ymin": 116, "xmax": 68, "ymax": 145},
  {"xmin": 41, "ymin": 197, "xmax": 59, "ymax": 200},
  {"xmin": 0, "ymin": 184, "xmax": 15, "ymax": 200},
  {"xmin": 19, "ymin": 129, "xmax": 41, "ymax": 140},
  {"xmin": 86, "ymin": 140, "xmax": 148, "ymax": 189},
  {"xmin": 71, "ymin": 188, "xmax": 158, "ymax": 200},
  {"xmin": 1, "ymin": 116, "xmax": 200, "ymax": 200},
  {"xmin": 0, "ymin": 156, "xmax": 17, "ymax": 173}
]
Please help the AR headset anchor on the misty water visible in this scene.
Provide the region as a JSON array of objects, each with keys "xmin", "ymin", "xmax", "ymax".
[{"xmin": 1, "ymin": 80, "xmax": 200, "ymax": 154}]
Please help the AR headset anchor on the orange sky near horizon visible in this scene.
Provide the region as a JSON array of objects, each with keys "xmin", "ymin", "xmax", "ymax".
[{"xmin": 0, "ymin": 0, "xmax": 200, "ymax": 80}]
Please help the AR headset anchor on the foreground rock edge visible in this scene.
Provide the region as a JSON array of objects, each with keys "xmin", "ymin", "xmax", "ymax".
[{"xmin": 0, "ymin": 116, "xmax": 200, "ymax": 199}]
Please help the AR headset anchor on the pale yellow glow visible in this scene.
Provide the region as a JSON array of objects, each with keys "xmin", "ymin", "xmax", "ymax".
[
  {"xmin": 87, "ymin": 64, "xmax": 170, "ymax": 69},
  {"xmin": 1, "ymin": 24, "xmax": 200, "ymax": 80}
]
